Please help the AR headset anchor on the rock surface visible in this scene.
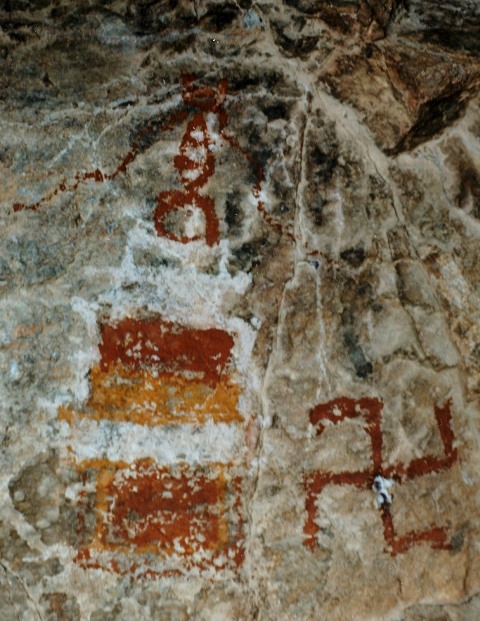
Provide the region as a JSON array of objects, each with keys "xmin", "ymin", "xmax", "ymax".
[{"xmin": 1, "ymin": 1, "xmax": 480, "ymax": 619}]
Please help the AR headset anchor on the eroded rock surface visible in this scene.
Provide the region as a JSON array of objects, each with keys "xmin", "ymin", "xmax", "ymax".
[{"xmin": 0, "ymin": 1, "xmax": 479, "ymax": 619}]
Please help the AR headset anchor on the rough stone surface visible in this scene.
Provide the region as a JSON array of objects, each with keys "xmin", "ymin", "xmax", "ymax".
[{"xmin": 1, "ymin": 1, "xmax": 480, "ymax": 619}]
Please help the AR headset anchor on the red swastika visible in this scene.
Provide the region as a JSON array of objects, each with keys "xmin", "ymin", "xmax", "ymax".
[
  {"xmin": 154, "ymin": 75, "xmax": 228, "ymax": 246},
  {"xmin": 304, "ymin": 397, "xmax": 457, "ymax": 556}
]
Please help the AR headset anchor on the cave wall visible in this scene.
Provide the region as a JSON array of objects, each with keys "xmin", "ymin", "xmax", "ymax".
[{"xmin": 1, "ymin": 1, "xmax": 480, "ymax": 619}]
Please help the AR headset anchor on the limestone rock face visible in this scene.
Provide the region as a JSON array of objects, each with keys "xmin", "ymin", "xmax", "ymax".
[{"xmin": 1, "ymin": 1, "xmax": 480, "ymax": 620}]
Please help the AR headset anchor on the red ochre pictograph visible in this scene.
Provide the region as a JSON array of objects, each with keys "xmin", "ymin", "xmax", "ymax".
[
  {"xmin": 153, "ymin": 74, "xmax": 279, "ymax": 244},
  {"xmin": 11, "ymin": 108, "xmax": 191, "ymax": 214},
  {"xmin": 10, "ymin": 74, "xmax": 281, "ymax": 242},
  {"xmin": 59, "ymin": 316, "xmax": 245, "ymax": 576},
  {"xmin": 58, "ymin": 316, "xmax": 242, "ymax": 426},
  {"xmin": 304, "ymin": 397, "xmax": 458, "ymax": 556},
  {"xmin": 74, "ymin": 460, "xmax": 244, "ymax": 577},
  {"xmin": 153, "ymin": 75, "xmax": 228, "ymax": 246}
]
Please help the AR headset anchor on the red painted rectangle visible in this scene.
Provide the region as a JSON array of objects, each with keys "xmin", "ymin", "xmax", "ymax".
[
  {"xmin": 99, "ymin": 317, "xmax": 234, "ymax": 384},
  {"xmin": 74, "ymin": 460, "xmax": 244, "ymax": 576},
  {"xmin": 98, "ymin": 463, "xmax": 227, "ymax": 555}
]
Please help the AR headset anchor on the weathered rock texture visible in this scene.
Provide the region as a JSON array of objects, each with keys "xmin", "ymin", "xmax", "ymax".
[{"xmin": 1, "ymin": 1, "xmax": 480, "ymax": 619}]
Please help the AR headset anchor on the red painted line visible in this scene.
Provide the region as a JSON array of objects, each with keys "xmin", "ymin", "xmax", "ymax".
[{"xmin": 11, "ymin": 108, "xmax": 190, "ymax": 214}]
